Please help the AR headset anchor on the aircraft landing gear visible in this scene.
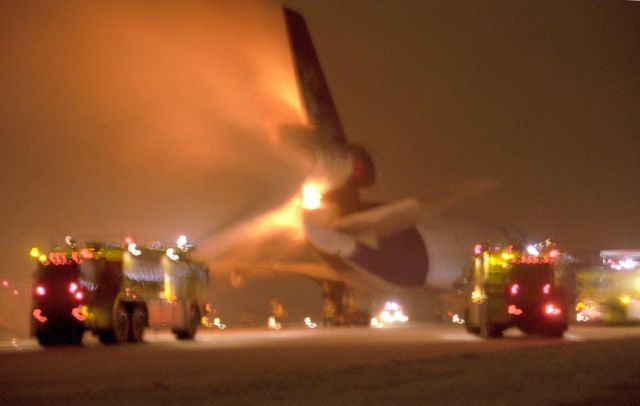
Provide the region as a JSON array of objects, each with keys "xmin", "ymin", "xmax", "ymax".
[{"xmin": 322, "ymin": 282, "xmax": 370, "ymax": 326}]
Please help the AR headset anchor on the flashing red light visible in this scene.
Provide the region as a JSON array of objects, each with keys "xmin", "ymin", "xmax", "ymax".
[
  {"xmin": 71, "ymin": 306, "xmax": 85, "ymax": 321},
  {"xmin": 35, "ymin": 285, "xmax": 46, "ymax": 296},
  {"xmin": 79, "ymin": 248, "xmax": 94, "ymax": 259},
  {"xmin": 32, "ymin": 308, "xmax": 48, "ymax": 323},
  {"xmin": 543, "ymin": 283, "xmax": 551, "ymax": 295},
  {"xmin": 544, "ymin": 303, "xmax": 562, "ymax": 316},
  {"xmin": 474, "ymin": 244, "xmax": 483, "ymax": 255},
  {"xmin": 69, "ymin": 282, "xmax": 78, "ymax": 293},
  {"xmin": 508, "ymin": 304, "xmax": 523, "ymax": 315},
  {"xmin": 509, "ymin": 283, "xmax": 520, "ymax": 296},
  {"xmin": 75, "ymin": 291, "xmax": 84, "ymax": 300}
]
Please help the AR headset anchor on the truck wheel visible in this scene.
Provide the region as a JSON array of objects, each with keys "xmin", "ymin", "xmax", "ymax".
[
  {"xmin": 100, "ymin": 304, "xmax": 130, "ymax": 344},
  {"xmin": 129, "ymin": 307, "xmax": 147, "ymax": 343},
  {"xmin": 65, "ymin": 328, "xmax": 84, "ymax": 345},
  {"xmin": 98, "ymin": 332, "xmax": 115, "ymax": 344},
  {"xmin": 173, "ymin": 305, "xmax": 199, "ymax": 340},
  {"xmin": 36, "ymin": 331, "xmax": 57, "ymax": 347},
  {"xmin": 113, "ymin": 304, "xmax": 130, "ymax": 343},
  {"xmin": 464, "ymin": 308, "xmax": 480, "ymax": 334},
  {"xmin": 481, "ymin": 324, "xmax": 503, "ymax": 338}
]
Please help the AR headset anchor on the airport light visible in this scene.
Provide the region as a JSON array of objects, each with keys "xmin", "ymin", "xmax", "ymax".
[
  {"xmin": 267, "ymin": 316, "xmax": 281, "ymax": 330},
  {"xmin": 576, "ymin": 313, "xmax": 590, "ymax": 322},
  {"xmin": 304, "ymin": 316, "xmax": 317, "ymax": 329},
  {"xmin": 451, "ymin": 314, "xmax": 465, "ymax": 324},
  {"xmin": 213, "ymin": 317, "xmax": 227, "ymax": 329}
]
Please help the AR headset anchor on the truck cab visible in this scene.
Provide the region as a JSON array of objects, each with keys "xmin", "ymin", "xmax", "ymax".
[{"xmin": 31, "ymin": 260, "xmax": 86, "ymax": 345}]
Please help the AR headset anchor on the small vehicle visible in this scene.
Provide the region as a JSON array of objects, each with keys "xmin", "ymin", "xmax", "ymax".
[
  {"xmin": 575, "ymin": 250, "xmax": 640, "ymax": 324},
  {"xmin": 30, "ymin": 237, "xmax": 209, "ymax": 346},
  {"xmin": 463, "ymin": 241, "xmax": 568, "ymax": 338}
]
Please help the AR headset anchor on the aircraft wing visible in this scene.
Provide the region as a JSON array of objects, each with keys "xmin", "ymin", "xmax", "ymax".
[
  {"xmin": 192, "ymin": 197, "xmax": 350, "ymax": 285},
  {"xmin": 208, "ymin": 259, "xmax": 344, "ymax": 283}
]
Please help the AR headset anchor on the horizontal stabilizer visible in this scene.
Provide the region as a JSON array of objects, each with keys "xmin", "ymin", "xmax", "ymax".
[
  {"xmin": 329, "ymin": 177, "xmax": 499, "ymax": 238},
  {"xmin": 419, "ymin": 177, "xmax": 499, "ymax": 219},
  {"xmin": 330, "ymin": 198, "xmax": 423, "ymax": 238}
]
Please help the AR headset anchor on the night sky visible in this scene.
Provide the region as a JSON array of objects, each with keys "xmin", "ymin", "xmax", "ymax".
[{"xmin": 1, "ymin": 1, "xmax": 639, "ymax": 331}]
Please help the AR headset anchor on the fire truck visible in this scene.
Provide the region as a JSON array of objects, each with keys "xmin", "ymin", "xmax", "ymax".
[
  {"xmin": 575, "ymin": 250, "xmax": 640, "ymax": 324},
  {"xmin": 463, "ymin": 241, "xmax": 569, "ymax": 338},
  {"xmin": 30, "ymin": 236, "xmax": 209, "ymax": 346}
]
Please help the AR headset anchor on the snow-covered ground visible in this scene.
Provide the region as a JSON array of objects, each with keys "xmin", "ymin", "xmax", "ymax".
[{"xmin": 1, "ymin": 325, "xmax": 639, "ymax": 404}]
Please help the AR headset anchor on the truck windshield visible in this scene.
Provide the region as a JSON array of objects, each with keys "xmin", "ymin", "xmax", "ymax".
[
  {"xmin": 37, "ymin": 263, "xmax": 80, "ymax": 284},
  {"xmin": 511, "ymin": 263, "xmax": 554, "ymax": 283}
]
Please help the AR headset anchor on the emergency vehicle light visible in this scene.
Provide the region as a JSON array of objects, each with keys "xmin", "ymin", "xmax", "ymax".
[
  {"xmin": 166, "ymin": 248, "xmax": 179, "ymax": 261},
  {"xmin": 176, "ymin": 235, "xmax": 192, "ymax": 252},
  {"xmin": 544, "ymin": 303, "xmax": 562, "ymax": 316},
  {"xmin": 127, "ymin": 243, "xmax": 142, "ymax": 256},
  {"xmin": 526, "ymin": 245, "xmax": 540, "ymax": 256},
  {"xmin": 32, "ymin": 309, "xmax": 48, "ymax": 323},
  {"xmin": 508, "ymin": 304, "xmax": 523, "ymax": 315}
]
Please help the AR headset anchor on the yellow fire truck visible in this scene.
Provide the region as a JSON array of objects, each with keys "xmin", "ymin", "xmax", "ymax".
[
  {"xmin": 30, "ymin": 236, "xmax": 209, "ymax": 346},
  {"xmin": 463, "ymin": 241, "xmax": 568, "ymax": 338},
  {"xmin": 575, "ymin": 250, "xmax": 640, "ymax": 324}
]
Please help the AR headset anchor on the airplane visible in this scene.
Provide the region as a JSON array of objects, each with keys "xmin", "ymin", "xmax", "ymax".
[{"xmin": 194, "ymin": 7, "xmax": 497, "ymax": 325}]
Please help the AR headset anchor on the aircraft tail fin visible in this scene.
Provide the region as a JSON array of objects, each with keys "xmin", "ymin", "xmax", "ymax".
[{"xmin": 283, "ymin": 7, "xmax": 345, "ymax": 142}]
